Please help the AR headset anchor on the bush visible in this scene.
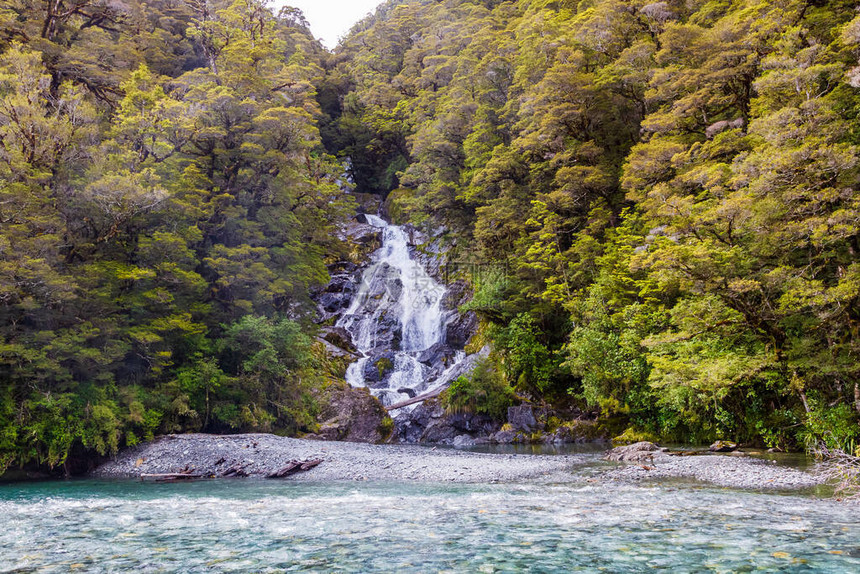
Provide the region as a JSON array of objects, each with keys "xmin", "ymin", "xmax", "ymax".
[
  {"xmin": 441, "ymin": 359, "xmax": 516, "ymax": 420},
  {"xmin": 798, "ymin": 397, "xmax": 860, "ymax": 453}
]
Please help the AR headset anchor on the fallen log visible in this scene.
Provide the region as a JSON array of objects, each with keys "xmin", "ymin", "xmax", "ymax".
[
  {"xmin": 140, "ymin": 473, "xmax": 202, "ymax": 482},
  {"xmin": 387, "ymin": 387, "xmax": 445, "ymax": 410},
  {"xmin": 220, "ymin": 464, "xmax": 248, "ymax": 478},
  {"xmin": 266, "ymin": 458, "xmax": 323, "ymax": 478},
  {"xmin": 300, "ymin": 459, "xmax": 322, "ymax": 471}
]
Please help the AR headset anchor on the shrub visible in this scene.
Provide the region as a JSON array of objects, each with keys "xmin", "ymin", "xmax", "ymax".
[{"xmin": 442, "ymin": 358, "xmax": 516, "ymax": 420}]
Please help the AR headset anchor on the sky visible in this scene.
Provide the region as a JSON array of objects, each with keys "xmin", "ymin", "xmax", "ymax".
[{"xmin": 276, "ymin": 0, "xmax": 385, "ymax": 48}]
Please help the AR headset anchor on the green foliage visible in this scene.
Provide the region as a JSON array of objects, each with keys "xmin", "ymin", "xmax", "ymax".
[
  {"xmin": 798, "ymin": 396, "xmax": 860, "ymax": 454},
  {"xmin": 3, "ymin": 0, "xmax": 859, "ymax": 469},
  {"xmin": 330, "ymin": 0, "xmax": 860, "ymax": 451},
  {"xmin": 491, "ymin": 314, "xmax": 559, "ymax": 396},
  {"xmin": 612, "ymin": 427, "xmax": 661, "ymax": 446},
  {"xmin": 442, "ymin": 359, "xmax": 516, "ymax": 421},
  {"xmin": 0, "ymin": 0, "xmax": 349, "ymax": 471}
]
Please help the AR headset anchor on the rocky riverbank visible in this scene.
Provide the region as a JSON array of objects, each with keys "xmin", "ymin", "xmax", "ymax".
[
  {"xmin": 92, "ymin": 433, "xmax": 585, "ymax": 483},
  {"xmin": 600, "ymin": 442, "xmax": 824, "ymax": 490},
  {"xmin": 91, "ymin": 434, "xmax": 826, "ymax": 491}
]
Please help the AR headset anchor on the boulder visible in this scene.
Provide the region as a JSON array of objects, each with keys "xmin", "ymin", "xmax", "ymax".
[
  {"xmin": 490, "ymin": 430, "xmax": 518, "ymax": 444},
  {"xmin": 709, "ymin": 440, "xmax": 738, "ymax": 453},
  {"xmin": 605, "ymin": 441, "xmax": 666, "ymax": 463},
  {"xmin": 320, "ymin": 326, "xmax": 357, "ymax": 354},
  {"xmin": 391, "ymin": 398, "xmax": 503, "ymax": 445},
  {"xmin": 310, "ymin": 381, "xmax": 392, "ymax": 443},
  {"xmin": 543, "ymin": 420, "xmax": 605, "ymax": 444},
  {"xmin": 418, "ymin": 341, "xmax": 456, "ymax": 367},
  {"xmin": 452, "ymin": 434, "xmax": 477, "ymax": 447},
  {"xmin": 362, "ymin": 352, "xmax": 396, "ymax": 385},
  {"xmin": 507, "ymin": 405, "xmax": 541, "ymax": 433}
]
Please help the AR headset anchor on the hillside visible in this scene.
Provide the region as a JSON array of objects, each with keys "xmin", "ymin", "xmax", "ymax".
[{"xmin": 322, "ymin": 0, "xmax": 860, "ymax": 449}]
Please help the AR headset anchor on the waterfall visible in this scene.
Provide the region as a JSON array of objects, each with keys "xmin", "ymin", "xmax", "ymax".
[{"xmin": 337, "ymin": 215, "xmax": 465, "ymax": 407}]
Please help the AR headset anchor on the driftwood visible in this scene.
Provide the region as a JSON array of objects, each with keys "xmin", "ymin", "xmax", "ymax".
[
  {"xmin": 140, "ymin": 473, "xmax": 202, "ymax": 482},
  {"xmin": 220, "ymin": 464, "xmax": 249, "ymax": 478},
  {"xmin": 266, "ymin": 458, "xmax": 323, "ymax": 478},
  {"xmin": 140, "ymin": 457, "xmax": 323, "ymax": 481}
]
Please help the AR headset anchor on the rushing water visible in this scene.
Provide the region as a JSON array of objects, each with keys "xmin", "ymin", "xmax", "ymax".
[
  {"xmin": 1, "ymin": 475, "xmax": 859, "ymax": 573},
  {"xmin": 338, "ymin": 215, "xmax": 464, "ymax": 406}
]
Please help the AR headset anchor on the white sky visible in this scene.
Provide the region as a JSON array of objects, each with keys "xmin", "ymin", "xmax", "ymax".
[{"xmin": 276, "ymin": 0, "xmax": 385, "ymax": 48}]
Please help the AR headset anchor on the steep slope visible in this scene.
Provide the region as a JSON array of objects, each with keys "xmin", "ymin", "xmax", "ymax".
[{"xmin": 323, "ymin": 0, "xmax": 860, "ymax": 450}]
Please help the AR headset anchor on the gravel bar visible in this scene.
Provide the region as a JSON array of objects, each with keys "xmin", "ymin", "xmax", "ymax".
[
  {"xmin": 600, "ymin": 452, "xmax": 824, "ymax": 490},
  {"xmin": 92, "ymin": 433, "xmax": 584, "ymax": 483},
  {"xmin": 92, "ymin": 433, "xmax": 825, "ymax": 490}
]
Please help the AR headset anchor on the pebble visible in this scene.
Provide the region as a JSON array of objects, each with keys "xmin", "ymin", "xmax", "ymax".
[
  {"xmin": 92, "ymin": 433, "xmax": 584, "ymax": 483},
  {"xmin": 91, "ymin": 433, "xmax": 825, "ymax": 491}
]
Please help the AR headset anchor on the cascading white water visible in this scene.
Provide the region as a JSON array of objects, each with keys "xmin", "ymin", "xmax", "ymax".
[{"xmin": 337, "ymin": 215, "xmax": 461, "ymax": 407}]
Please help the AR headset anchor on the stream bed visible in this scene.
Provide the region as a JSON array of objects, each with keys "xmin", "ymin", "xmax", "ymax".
[{"xmin": 1, "ymin": 475, "xmax": 859, "ymax": 572}]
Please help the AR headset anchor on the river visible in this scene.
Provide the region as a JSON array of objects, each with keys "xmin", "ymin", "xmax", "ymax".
[{"xmin": 2, "ymin": 468, "xmax": 859, "ymax": 572}]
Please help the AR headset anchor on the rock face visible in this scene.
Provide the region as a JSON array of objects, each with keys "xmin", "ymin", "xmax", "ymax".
[
  {"xmin": 441, "ymin": 279, "xmax": 477, "ymax": 348},
  {"xmin": 308, "ymin": 381, "xmax": 392, "ymax": 443},
  {"xmin": 392, "ymin": 398, "xmax": 501, "ymax": 445},
  {"xmin": 605, "ymin": 441, "xmax": 667, "ymax": 463},
  {"xmin": 507, "ymin": 405, "xmax": 541, "ymax": 433},
  {"xmin": 314, "ymin": 215, "xmax": 383, "ymax": 325}
]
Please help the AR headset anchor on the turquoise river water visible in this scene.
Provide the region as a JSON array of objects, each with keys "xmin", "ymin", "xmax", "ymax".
[{"xmin": 2, "ymin": 469, "xmax": 860, "ymax": 573}]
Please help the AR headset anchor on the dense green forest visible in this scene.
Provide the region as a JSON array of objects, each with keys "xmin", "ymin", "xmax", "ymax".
[
  {"xmin": 326, "ymin": 0, "xmax": 860, "ymax": 451},
  {"xmin": 0, "ymin": 0, "xmax": 354, "ymax": 471},
  {"xmin": 1, "ymin": 0, "xmax": 859, "ymax": 472}
]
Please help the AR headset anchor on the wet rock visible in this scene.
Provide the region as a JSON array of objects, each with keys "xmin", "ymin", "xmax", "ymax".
[
  {"xmin": 357, "ymin": 309, "xmax": 401, "ymax": 353},
  {"xmin": 314, "ymin": 262, "xmax": 363, "ymax": 322},
  {"xmin": 325, "ymin": 275, "xmax": 358, "ymax": 294},
  {"xmin": 445, "ymin": 311, "xmax": 478, "ymax": 349},
  {"xmin": 507, "ymin": 405, "xmax": 542, "ymax": 433},
  {"xmin": 710, "ymin": 440, "xmax": 738, "ymax": 452},
  {"xmin": 317, "ymin": 272, "xmax": 360, "ymax": 316},
  {"xmin": 310, "ymin": 381, "xmax": 392, "ymax": 443},
  {"xmin": 605, "ymin": 441, "xmax": 666, "ymax": 463},
  {"xmin": 320, "ymin": 327, "xmax": 357, "ymax": 354},
  {"xmin": 382, "ymin": 273, "xmax": 403, "ymax": 301},
  {"xmin": 452, "ymin": 434, "xmax": 477, "ymax": 447},
  {"xmin": 418, "ymin": 341, "xmax": 456, "ymax": 367},
  {"xmin": 543, "ymin": 420, "xmax": 605, "ymax": 444},
  {"xmin": 392, "ymin": 398, "xmax": 502, "ymax": 445},
  {"xmin": 490, "ymin": 430, "xmax": 517, "ymax": 444},
  {"xmin": 362, "ymin": 352, "xmax": 396, "ymax": 385},
  {"xmin": 441, "ymin": 279, "xmax": 472, "ymax": 311}
]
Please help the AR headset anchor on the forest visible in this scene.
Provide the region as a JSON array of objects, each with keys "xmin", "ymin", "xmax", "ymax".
[{"xmin": 1, "ymin": 0, "xmax": 859, "ymax": 472}]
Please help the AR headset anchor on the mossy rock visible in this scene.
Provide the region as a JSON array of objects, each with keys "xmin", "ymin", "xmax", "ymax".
[
  {"xmin": 375, "ymin": 357, "xmax": 394, "ymax": 378},
  {"xmin": 378, "ymin": 416, "xmax": 395, "ymax": 440},
  {"xmin": 612, "ymin": 427, "xmax": 661, "ymax": 445}
]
